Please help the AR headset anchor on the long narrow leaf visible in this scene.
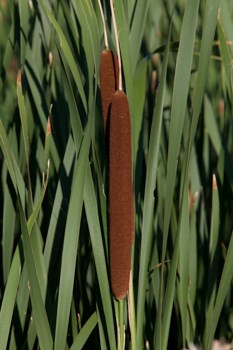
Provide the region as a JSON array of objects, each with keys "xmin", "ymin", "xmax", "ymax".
[
  {"xmin": 54, "ymin": 107, "xmax": 93, "ymax": 350},
  {"xmin": 19, "ymin": 202, "xmax": 53, "ymax": 350},
  {"xmin": 70, "ymin": 312, "xmax": 98, "ymax": 350},
  {"xmin": 0, "ymin": 248, "xmax": 22, "ymax": 350},
  {"xmin": 136, "ymin": 27, "xmax": 171, "ymax": 350}
]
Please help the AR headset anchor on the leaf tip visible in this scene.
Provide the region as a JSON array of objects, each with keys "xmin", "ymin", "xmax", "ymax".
[
  {"xmin": 46, "ymin": 116, "xmax": 51, "ymax": 137},
  {"xmin": 218, "ymin": 98, "xmax": 224, "ymax": 116},
  {"xmin": 212, "ymin": 174, "xmax": 217, "ymax": 189},
  {"xmin": 48, "ymin": 51, "xmax": 53, "ymax": 67},
  {"xmin": 17, "ymin": 69, "xmax": 21, "ymax": 86}
]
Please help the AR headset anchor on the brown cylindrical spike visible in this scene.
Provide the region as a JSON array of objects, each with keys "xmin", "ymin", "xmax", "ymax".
[
  {"xmin": 109, "ymin": 90, "xmax": 134, "ymax": 300},
  {"xmin": 100, "ymin": 49, "xmax": 119, "ymax": 134}
]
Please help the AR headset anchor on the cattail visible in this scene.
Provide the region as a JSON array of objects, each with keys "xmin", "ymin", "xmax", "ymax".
[
  {"xmin": 109, "ymin": 90, "xmax": 134, "ymax": 300},
  {"xmin": 100, "ymin": 49, "xmax": 119, "ymax": 134}
]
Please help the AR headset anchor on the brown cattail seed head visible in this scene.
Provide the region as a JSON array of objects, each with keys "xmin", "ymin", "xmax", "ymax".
[
  {"xmin": 100, "ymin": 49, "xmax": 119, "ymax": 134},
  {"xmin": 109, "ymin": 90, "xmax": 134, "ymax": 300}
]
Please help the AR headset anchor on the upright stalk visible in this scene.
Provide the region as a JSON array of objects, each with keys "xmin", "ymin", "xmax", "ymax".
[
  {"xmin": 109, "ymin": 0, "xmax": 122, "ymax": 91},
  {"xmin": 97, "ymin": 0, "xmax": 109, "ymax": 49}
]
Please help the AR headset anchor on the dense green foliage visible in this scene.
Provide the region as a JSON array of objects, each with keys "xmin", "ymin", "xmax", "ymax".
[{"xmin": 0, "ymin": 0, "xmax": 232, "ymax": 349}]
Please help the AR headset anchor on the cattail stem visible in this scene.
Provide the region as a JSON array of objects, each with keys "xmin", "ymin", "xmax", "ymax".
[
  {"xmin": 97, "ymin": 0, "xmax": 109, "ymax": 49},
  {"xmin": 109, "ymin": 0, "xmax": 122, "ymax": 91}
]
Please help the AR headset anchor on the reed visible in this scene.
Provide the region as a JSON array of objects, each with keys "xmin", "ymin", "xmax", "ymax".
[
  {"xmin": 99, "ymin": 49, "xmax": 119, "ymax": 133},
  {"xmin": 109, "ymin": 90, "xmax": 133, "ymax": 300}
]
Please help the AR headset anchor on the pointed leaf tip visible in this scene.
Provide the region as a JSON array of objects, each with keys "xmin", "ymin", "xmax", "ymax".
[
  {"xmin": 212, "ymin": 174, "xmax": 217, "ymax": 189},
  {"xmin": 17, "ymin": 70, "xmax": 21, "ymax": 85},
  {"xmin": 46, "ymin": 117, "xmax": 51, "ymax": 137}
]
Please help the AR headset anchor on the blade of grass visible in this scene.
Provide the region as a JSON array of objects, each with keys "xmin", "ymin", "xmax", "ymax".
[
  {"xmin": 70, "ymin": 312, "xmax": 98, "ymax": 350},
  {"xmin": 206, "ymin": 231, "xmax": 233, "ymax": 350},
  {"xmin": 114, "ymin": 0, "xmax": 134, "ymax": 134},
  {"xmin": 17, "ymin": 70, "xmax": 29, "ymax": 164},
  {"xmin": 13, "ymin": 265, "xmax": 30, "ymax": 344},
  {"xmin": 84, "ymin": 163, "xmax": 117, "ymax": 350},
  {"xmin": 43, "ymin": 135, "xmax": 75, "ymax": 285},
  {"xmin": 18, "ymin": 0, "xmax": 29, "ymax": 65},
  {"xmin": 217, "ymin": 14, "xmax": 233, "ymax": 104},
  {"xmin": 136, "ymin": 26, "xmax": 171, "ymax": 350},
  {"xmin": 189, "ymin": 190, "xmax": 198, "ymax": 306},
  {"xmin": 160, "ymin": 172, "xmax": 189, "ymax": 350},
  {"xmin": 179, "ymin": 174, "xmax": 191, "ymax": 347},
  {"xmin": 60, "ymin": 0, "xmax": 80, "ymax": 54},
  {"xmin": 2, "ymin": 23, "xmax": 15, "ymax": 72},
  {"xmin": 204, "ymin": 96, "xmax": 221, "ymax": 156},
  {"xmin": 0, "ymin": 120, "xmax": 17, "ymax": 190},
  {"xmin": 0, "ymin": 120, "xmax": 26, "ymax": 206},
  {"xmin": 114, "ymin": 0, "xmax": 133, "ymax": 90},
  {"xmin": 2, "ymin": 181, "xmax": 16, "ymax": 284},
  {"xmin": 43, "ymin": 67, "xmax": 82, "ymax": 276},
  {"xmin": 37, "ymin": 0, "xmax": 87, "ymax": 113},
  {"xmin": 71, "ymin": 0, "xmax": 100, "ymax": 81},
  {"xmin": 54, "ymin": 106, "xmax": 93, "ymax": 350},
  {"xmin": 134, "ymin": 59, "xmax": 147, "ymax": 195},
  {"xmin": 187, "ymin": 0, "xmax": 221, "ymax": 161},
  {"xmin": 0, "ymin": 247, "xmax": 22, "ymax": 350},
  {"xmin": 161, "ymin": 0, "xmax": 199, "ymax": 272},
  {"xmin": 17, "ymin": 70, "xmax": 33, "ymax": 207},
  {"xmin": 203, "ymin": 176, "xmax": 220, "ymax": 348},
  {"xmin": 24, "ymin": 49, "xmax": 60, "ymax": 172},
  {"xmin": 27, "ymin": 164, "xmax": 49, "ymax": 234},
  {"xmin": 129, "ymin": 0, "xmax": 150, "ymax": 74},
  {"xmin": 19, "ymin": 201, "xmax": 53, "ymax": 350},
  {"xmin": 157, "ymin": 1, "xmax": 200, "ymax": 348},
  {"xmin": 159, "ymin": 2, "xmax": 221, "ymax": 346}
]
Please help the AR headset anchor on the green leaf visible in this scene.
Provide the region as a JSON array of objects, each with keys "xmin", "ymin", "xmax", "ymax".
[
  {"xmin": 217, "ymin": 14, "xmax": 233, "ymax": 103},
  {"xmin": 206, "ymin": 231, "xmax": 233, "ymax": 350},
  {"xmin": 2, "ymin": 180, "xmax": 16, "ymax": 283},
  {"xmin": 84, "ymin": 164, "xmax": 116, "ymax": 350},
  {"xmin": 129, "ymin": 0, "xmax": 150, "ymax": 74},
  {"xmin": 0, "ymin": 248, "xmax": 22, "ymax": 350},
  {"xmin": 24, "ymin": 48, "xmax": 60, "ymax": 172},
  {"xmin": 27, "ymin": 165, "xmax": 49, "ymax": 234},
  {"xmin": 161, "ymin": 172, "xmax": 189, "ymax": 350},
  {"xmin": 134, "ymin": 59, "xmax": 147, "ymax": 187},
  {"xmin": 162, "ymin": 0, "xmax": 200, "ymax": 266},
  {"xmin": 70, "ymin": 312, "xmax": 98, "ymax": 350},
  {"xmin": 54, "ymin": 105, "xmax": 93, "ymax": 350},
  {"xmin": 203, "ymin": 176, "xmax": 220, "ymax": 348},
  {"xmin": 204, "ymin": 96, "xmax": 221, "ymax": 156},
  {"xmin": 0, "ymin": 120, "xmax": 17, "ymax": 191},
  {"xmin": 37, "ymin": 0, "xmax": 87, "ymax": 113},
  {"xmin": 17, "ymin": 70, "xmax": 30, "ymax": 164},
  {"xmin": 114, "ymin": 0, "xmax": 134, "ymax": 120},
  {"xmin": 18, "ymin": 0, "xmax": 29, "ymax": 65},
  {"xmin": 188, "ymin": 0, "xmax": 221, "ymax": 160},
  {"xmin": 0, "ymin": 120, "xmax": 26, "ymax": 205},
  {"xmin": 72, "ymin": 0, "xmax": 100, "ymax": 79},
  {"xmin": 19, "ymin": 202, "xmax": 53, "ymax": 350},
  {"xmin": 136, "ymin": 26, "xmax": 171, "ymax": 350}
]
